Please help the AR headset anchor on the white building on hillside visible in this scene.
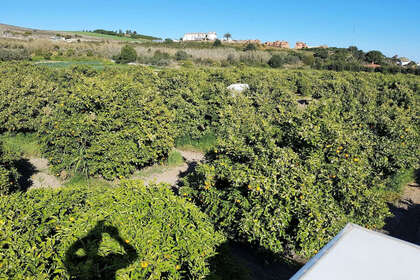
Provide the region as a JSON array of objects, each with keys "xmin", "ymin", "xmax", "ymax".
[
  {"xmin": 397, "ymin": 60, "xmax": 412, "ymax": 66},
  {"xmin": 182, "ymin": 32, "xmax": 217, "ymax": 41}
]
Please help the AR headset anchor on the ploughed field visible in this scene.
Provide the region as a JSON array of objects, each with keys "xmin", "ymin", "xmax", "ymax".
[{"xmin": 0, "ymin": 62, "xmax": 419, "ymax": 279}]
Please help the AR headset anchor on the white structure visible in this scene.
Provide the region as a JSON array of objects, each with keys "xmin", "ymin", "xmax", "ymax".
[
  {"xmin": 50, "ymin": 36, "xmax": 65, "ymax": 41},
  {"xmin": 182, "ymin": 32, "xmax": 217, "ymax": 41},
  {"xmin": 291, "ymin": 223, "xmax": 420, "ymax": 280},
  {"xmin": 227, "ymin": 84, "xmax": 249, "ymax": 97},
  {"xmin": 227, "ymin": 83, "xmax": 249, "ymax": 93},
  {"xmin": 397, "ymin": 60, "xmax": 412, "ymax": 66},
  {"xmin": 397, "ymin": 57, "xmax": 413, "ymax": 66}
]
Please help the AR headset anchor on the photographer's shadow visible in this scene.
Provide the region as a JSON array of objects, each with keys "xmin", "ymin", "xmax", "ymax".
[{"xmin": 65, "ymin": 220, "xmax": 138, "ymax": 280}]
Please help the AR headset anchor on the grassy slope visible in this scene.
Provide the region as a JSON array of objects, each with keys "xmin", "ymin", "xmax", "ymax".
[
  {"xmin": 175, "ymin": 132, "xmax": 217, "ymax": 152},
  {"xmin": 0, "ymin": 133, "xmax": 41, "ymax": 158},
  {"xmin": 70, "ymin": 31, "xmax": 149, "ymax": 42}
]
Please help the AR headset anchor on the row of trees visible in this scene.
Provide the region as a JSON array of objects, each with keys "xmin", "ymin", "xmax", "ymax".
[
  {"xmin": 311, "ymin": 47, "xmax": 395, "ymax": 66},
  {"xmin": 0, "ymin": 63, "xmax": 418, "ymax": 262},
  {"xmin": 85, "ymin": 29, "xmax": 161, "ymax": 40}
]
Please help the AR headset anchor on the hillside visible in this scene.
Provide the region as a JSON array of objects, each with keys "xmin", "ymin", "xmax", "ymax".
[
  {"xmin": 0, "ymin": 23, "xmax": 159, "ymax": 42},
  {"xmin": 0, "ymin": 23, "xmax": 419, "ymax": 75}
]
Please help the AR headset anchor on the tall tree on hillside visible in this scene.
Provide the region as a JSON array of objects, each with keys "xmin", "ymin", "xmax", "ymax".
[
  {"xmin": 224, "ymin": 33, "xmax": 232, "ymax": 41},
  {"xmin": 213, "ymin": 39, "xmax": 222, "ymax": 47},
  {"xmin": 365, "ymin": 50, "xmax": 385, "ymax": 64},
  {"xmin": 244, "ymin": 43, "xmax": 257, "ymax": 51}
]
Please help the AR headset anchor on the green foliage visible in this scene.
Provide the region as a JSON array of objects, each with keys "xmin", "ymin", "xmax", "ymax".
[
  {"xmin": 167, "ymin": 150, "xmax": 184, "ymax": 166},
  {"xmin": 66, "ymin": 48, "xmax": 75, "ymax": 57},
  {"xmin": 301, "ymin": 53, "xmax": 315, "ymax": 66},
  {"xmin": 86, "ymin": 49, "xmax": 94, "ymax": 57},
  {"xmin": 268, "ymin": 54, "xmax": 284, "ymax": 68},
  {"xmin": 1, "ymin": 63, "xmax": 419, "ymax": 262},
  {"xmin": 93, "ymin": 29, "xmax": 123, "ymax": 36},
  {"xmin": 268, "ymin": 54, "xmax": 301, "ymax": 68},
  {"xmin": 243, "ymin": 43, "xmax": 257, "ymax": 51},
  {"xmin": 206, "ymin": 243, "xmax": 251, "ymax": 280},
  {"xmin": 0, "ymin": 143, "xmax": 19, "ymax": 195},
  {"xmin": 114, "ymin": 45, "xmax": 138, "ymax": 64},
  {"xmin": 213, "ymin": 39, "xmax": 222, "ymax": 47},
  {"xmin": 38, "ymin": 69, "xmax": 175, "ymax": 179},
  {"xmin": 175, "ymin": 50, "xmax": 189, "ymax": 61},
  {"xmin": 365, "ymin": 50, "xmax": 385, "ymax": 64},
  {"xmin": 313, "ymin": 48, "xmax": 329, "ymax": 59},
  {"xmin": 138, "ymin": 50, "xmax": 172, "ymax": 66},
  {"xmin": 0, "ymin": 63, "xmax": 58, "ymax": 133},
  {"xmin": 0, "ymin": 181, "xmax": 225, "ymax": 279},
  {"xmin": 0, "ymin": 133, "xmax": 41, "ymax": 157},
  {"xmin": 86, "ymin": 29, "xmax": 160, "ymax": 41},
  {"xmin": 180, "ymin": 71, "xmax": 420, "ymax": 258},
  {"xmin": 63, "ymin": 172, "xmax": 112, "ymax": 188},
  {"xmin": 387, "ymin": 168, "xmax": 416, "ymax": 194},
  {"xmin": 156, "ymin": 69, "xmax": 231, "ymax": 140},
  {"xmin": 175, "ymin": 132, "xmax": 218, "ymax": 152},
  {"xmin": 307, "ymin": 47, "xmax": 413, "ymax": 74},
  {"xmin": 0, "ymin": 47, "xmax": 30, "ymax": 61},
  {"xmin": 223, "ymin": 33, "xmax": 232, "ymax": 40}
]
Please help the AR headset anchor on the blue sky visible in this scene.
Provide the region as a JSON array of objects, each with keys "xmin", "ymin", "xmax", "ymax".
[{"xmin": 1, "ymin": 0, "xmax": 420, "ymax": 61}]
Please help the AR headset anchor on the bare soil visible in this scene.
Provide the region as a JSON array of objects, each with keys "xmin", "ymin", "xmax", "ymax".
[
  {"xmin": 16, "ymin": 149, "xmax": 204, "ymax": 191},
  {"xmin": 134, "ymin": 149, "xmax": 205, "ymax": 186},
  {"xmin": 15, "ymin": 157, "xmax": 63, "ymax": 190},
  {"xmin": 382, "ymin": 181, "xmax": 420, "ymax": 245}
]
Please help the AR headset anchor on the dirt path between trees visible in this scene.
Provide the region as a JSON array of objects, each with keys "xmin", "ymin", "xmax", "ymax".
[
  {"xmin": 136, "ymin": 149, "xmax": 205, "ymax": 186},
  {"xmin": 16, "ymin": 149, "xmax": 204, "ymax": 191},
  {"xmin": 382, "ymin": 180, "xmax": 420, "ymax": 245},
  {"xmin": 15, "ymin": 157, "xmax": 63, "ymax": 190},
  {"xmin": 20, "ymin": 151, "xmax": 420, "ymax": 249}
]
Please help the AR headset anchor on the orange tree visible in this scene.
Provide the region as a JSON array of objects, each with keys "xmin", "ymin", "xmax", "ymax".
[
  {"xmin": 180, "ymin": 71, "xmax": 419, "ymax": 258},
  {"xmin": 0, "ymin": 143, "xmax": 19, "ymax": 195},
  {"xmin": 0, "ymin": 181, "xmax": 225, "ymax": 279},
  {"xmin": 0, "ymin": 62, "xmax": 57, "ymax": 133},
  {"xmin": 38, "ymin": 69, "xmax": 175, "ymax": 180}
]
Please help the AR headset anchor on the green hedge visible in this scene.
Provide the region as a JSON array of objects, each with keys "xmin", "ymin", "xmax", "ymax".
[
  {"xmin": 180, "ymin": 72, "xmax": 420, "ymax": 258},
  {"xmin": 0, "ymin": 63, "xmax": 58, "ymax": 133},
  {"xmin": 39, "ymin": 70, "xmax": 175, "ymax": 180},
  {"xmin": 156, "ymin": 69, "xmax": 232, "ymax": 140},
  {"xmin": 0, "ymin": 143, "xmax": 19, "ymax": 195},
  {"xmin": 0, "ymin": 181, "xmax": 225, "ymax": 279},
  {"xmin": 0, "ymin": 47, "xmax": 30, "ymax": 61}
]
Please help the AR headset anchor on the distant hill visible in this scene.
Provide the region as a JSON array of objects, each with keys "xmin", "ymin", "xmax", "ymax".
[
  {"xmin": 72, "ymin": 30, "xmax": 161, "ymax": 42},
  {"xmin": 0, "ymin": 23, "xmax": 54, "ymax": 36},
  {"xmin": 0, "ymin": 23, "xmax": 160, "ymax": 42},
  {"xmin": 0, "ymin": 23, "xmax": 38, "ymax": 32}
]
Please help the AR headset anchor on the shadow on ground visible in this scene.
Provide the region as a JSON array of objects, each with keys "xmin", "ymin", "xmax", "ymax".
[
  {"xmin": 64, "ymin": 220, "xmax": 138, "ymax": 280},
  {"xmin": 415, "ymin": 169, "xmax": 420, "ymax": 185},
  {"xmin": 177, "ymin": 161, "xmax": 198, "ymax": 181},
  {"xmin": 383, "ymin": 197, "xmax": 420, "ymax": 245},
  {"xmin": 383, "ymin": 169, "xmax": 420, "ymax": 245},
  {"xmin": 207, "ymin": 241, "xmax": 301, "ymax": 280},
  {"xmin": 14, "ymin": 158, "xmax": 36, "ymax": 191}
]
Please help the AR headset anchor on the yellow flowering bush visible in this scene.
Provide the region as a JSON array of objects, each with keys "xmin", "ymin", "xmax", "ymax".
[{"xmin": 0, "ymin": 181, "xmax": 225, "ymax": 279}]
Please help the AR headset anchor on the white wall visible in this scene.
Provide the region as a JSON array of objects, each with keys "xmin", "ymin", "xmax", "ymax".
[{"xmin": 183, "ymin": 32, "xmax": 217, "ymax": 41}]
